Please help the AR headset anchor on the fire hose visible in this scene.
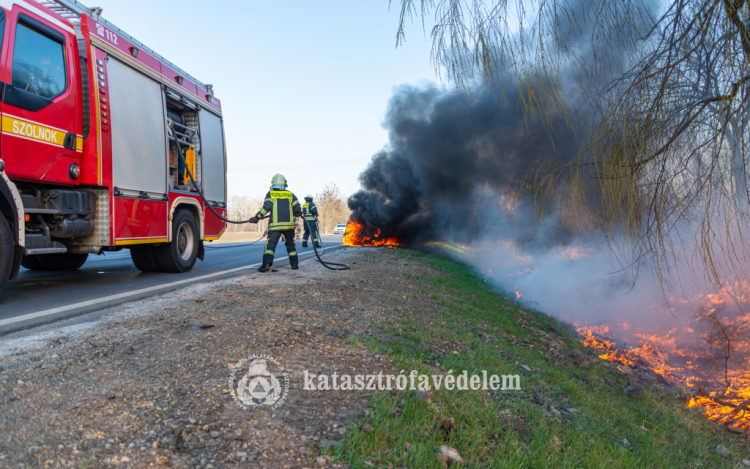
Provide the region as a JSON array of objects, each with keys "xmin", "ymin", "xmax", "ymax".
[
  {"xmin": 172, "ymin": 133, "xmax": 349, "ymax": 270},
  {"xmin": 302, "ymin": 218, "xmax": 350, "ymax": 270}
]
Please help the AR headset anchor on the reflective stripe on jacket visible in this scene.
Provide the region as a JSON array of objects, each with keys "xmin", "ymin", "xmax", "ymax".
[{"xmin": 256, "ymin": 190, "xmax": 301, "ymax": 231}]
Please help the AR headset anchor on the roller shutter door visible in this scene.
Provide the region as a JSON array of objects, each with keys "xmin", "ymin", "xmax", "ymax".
[
  {"xmin": 201, "ymin": 110, "xmax": 226, "ymax": 203},
  {"xmin": 108, "ymin": 58, "xmax": 167, "ymax": 195}
]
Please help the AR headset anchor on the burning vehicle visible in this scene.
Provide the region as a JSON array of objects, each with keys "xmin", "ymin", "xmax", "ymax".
[{"xmin": 343, "ymin": 220, "xmax": 399, "ymax": 247}]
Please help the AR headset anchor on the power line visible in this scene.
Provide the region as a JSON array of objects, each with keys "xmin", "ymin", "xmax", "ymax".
[{"xmin": 228, "ymin": 158, "xmax": 371, "ymax": 173}]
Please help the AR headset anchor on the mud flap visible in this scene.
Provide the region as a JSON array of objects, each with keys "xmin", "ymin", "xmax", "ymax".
[
  {"xmin": 197, "ymin": 240, "xmax": 205, "ymax": 262},
  {"xmin": 9, "ymin": 245, "xmax": 22, "ymax": 280}
]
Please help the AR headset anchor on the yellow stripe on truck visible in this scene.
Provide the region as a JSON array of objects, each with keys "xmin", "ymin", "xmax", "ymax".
[
  {"xmin": 115, "ymin": 238, "xmax": 168, "ymax": 246},
  {"xmin": 1, "ymin": 115, "xmax": 66, "ymax": 147}
]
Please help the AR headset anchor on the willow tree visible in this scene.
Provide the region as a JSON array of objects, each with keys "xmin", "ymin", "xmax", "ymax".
[{"xmin": 395, "ymin": 0, "xmax": 750, "ymax": 288}]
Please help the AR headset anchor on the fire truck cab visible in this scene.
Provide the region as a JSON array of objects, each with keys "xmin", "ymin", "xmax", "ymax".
[{"xmin": 0, "ymin": 0, "xmax": 228, "ymax": 291}]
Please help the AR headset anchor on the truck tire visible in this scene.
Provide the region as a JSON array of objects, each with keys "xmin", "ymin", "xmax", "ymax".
[
  {"xmin": 21, "ymin": 255, "xmax": 46, "ymax": 270},
  {"xmin": 130, "ymin": 245, "xmax": 160, "ymax": 272},
  {"xmin": 153, "ymin": 209, "xmax": 199, "ymax": 273},
  {"xmin": 37, "ymin": 253, "xmax": 89, "ymax": 271},
  {"xmin": 0, "ymin": 216, "xmax": 13, "ymax": 291}
]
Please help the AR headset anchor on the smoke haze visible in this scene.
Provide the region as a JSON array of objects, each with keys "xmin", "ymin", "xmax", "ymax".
[
  {"xmin": 348, "ymin": 79, "xmax": 747, "ymax": 373},
  {"xmin": 347, "ymin": 0, "xmax": 750, "ymax": 389}
]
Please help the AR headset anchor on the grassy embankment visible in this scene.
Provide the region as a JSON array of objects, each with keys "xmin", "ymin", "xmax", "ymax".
[{"xmin": 323, "ymin": 250, "xmax": 746, "ymax": 468}]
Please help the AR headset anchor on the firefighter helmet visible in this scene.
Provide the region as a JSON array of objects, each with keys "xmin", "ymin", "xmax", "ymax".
[
  {"xmin": 305, "ymin": 194, "xmax": 313, "ymax": 200},
  {"xmin": 271, "ymin": 174, "xmax": 287, "ymax": 186}
]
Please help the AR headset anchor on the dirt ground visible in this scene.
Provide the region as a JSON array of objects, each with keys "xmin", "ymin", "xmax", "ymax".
[{"xmin": 0, "ymin": 247, "xmax": 436, "ymax": 469}]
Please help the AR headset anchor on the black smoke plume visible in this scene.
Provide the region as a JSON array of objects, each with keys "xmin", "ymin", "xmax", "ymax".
[
  {"xmin": 348, "ymin": 0, "xmax": 660, "ymax": 247},
  {"xmin": 348, "ymin": 83, "xmax": 582, "ymax": 248}
]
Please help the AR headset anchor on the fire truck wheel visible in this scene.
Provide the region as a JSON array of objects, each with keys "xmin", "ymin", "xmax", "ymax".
[
  {"xmin": 130, "ymin": 245, "xmax": 160, "ymax": 272},
  {"xmin": 21, "ymin": 255, "xmax": 46, "ymax": 270},
  {"xmin": 37, "ymin": 253, "xmax": 89, "ymax": 271},
  {"xmin": 154, "ymin": 209, "xmax": 199, "ymax": 273},
  {"xmin": 0, "ymin": 216, "xmax": 12, "ymax": 290}
]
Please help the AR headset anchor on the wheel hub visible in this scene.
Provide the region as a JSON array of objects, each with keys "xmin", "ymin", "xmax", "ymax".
[{"xmin": 177, "ymin": 222, "xmax": 194, "ymax": 261}]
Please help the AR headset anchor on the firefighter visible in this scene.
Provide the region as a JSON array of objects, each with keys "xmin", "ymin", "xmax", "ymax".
[
  {"xmin": 301, "ymin": 194, "xmax": 322, "ymax": 248},
  {"xmin": 250, "ymin": 174, "xmax": 302, "ymax": 272}
]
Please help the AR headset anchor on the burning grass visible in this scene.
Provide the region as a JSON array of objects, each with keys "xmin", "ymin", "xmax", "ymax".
[
  {"xmin": 346, "ymin": 215, "xmax": 750, "ymax": 432},
  {"xmin": 343, "ymin": 211, "xmax": 750, "ymax": 435},
  {"xmin": 490, "ymin": 269, "xmax": 750, "ymax": 432},
  {"xmin": 574, "ymin": 314, "xmax": 750, "ymax": 431},
  {"xmin": 577, "ymin": 326, "xmax": 640, "ymax": 367},
  {"xmin": 323, "ymin": 250, "xmax": 749, "ymax": 468}
]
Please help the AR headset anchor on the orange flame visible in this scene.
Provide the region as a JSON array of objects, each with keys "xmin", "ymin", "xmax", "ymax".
[
  {"xmin": 577, "ymin": 327, "xmax": 639, "ymax": 366},
  {"xmin": 343, "ymin": 220, "xmax": 400, "ymax": 247},
  {"xmin": 576, "ymin": 308, "xmax": 750, "ymax": 430}
]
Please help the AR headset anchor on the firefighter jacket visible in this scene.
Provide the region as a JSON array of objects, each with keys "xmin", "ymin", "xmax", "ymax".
[
  {"xmin": 301, "ymin": 201, "xmax": 318, "ymax": 222},
  {"xmin": 256, "ymin": 190, "xmax": 301, "ymax": 231}
]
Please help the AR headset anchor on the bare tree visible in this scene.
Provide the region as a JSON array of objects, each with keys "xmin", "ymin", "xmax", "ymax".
[
  {"xmin": 226, "ymin": 195, "xmax": 266, "ymax": 234},
  {"xmin": 315, "ymin": 182, "xmax": 350, "ymax": 234},
  {"xmin": 395, "ymin": 0, "xmax": 750, "ymax": 287}
]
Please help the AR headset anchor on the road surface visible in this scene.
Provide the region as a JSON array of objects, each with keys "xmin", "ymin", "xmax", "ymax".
[{"xmin": 0, "ymin": 234, "xmax": 344, "ymax": 334}]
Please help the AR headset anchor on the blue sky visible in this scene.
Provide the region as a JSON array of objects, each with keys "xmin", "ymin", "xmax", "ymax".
[{"xmin": 92, "ymin": 0, "xmax": 440, "ymax": 200}]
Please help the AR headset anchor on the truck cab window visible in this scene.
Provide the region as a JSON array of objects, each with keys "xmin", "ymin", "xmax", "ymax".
[{"xmin": 11, "ymin": 22, "xmax": 66, "ymax": 99}]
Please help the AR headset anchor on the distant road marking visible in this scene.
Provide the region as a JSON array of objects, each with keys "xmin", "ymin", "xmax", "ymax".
[{"xmin": 0, "ymin": 247, "xmax": 341, "ymax": 328}]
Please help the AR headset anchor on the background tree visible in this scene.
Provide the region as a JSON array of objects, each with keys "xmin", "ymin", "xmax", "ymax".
[
  {"xmin": 226, "ymin": 195, "xmax": 266, "ymax": 234},
  {"xmin": 316, "ymin": 182, "xmax": 350, "ymax": 234},
  {"xmin": 395, "ymin": 0, "xmax": 750, "ymax": 287}
]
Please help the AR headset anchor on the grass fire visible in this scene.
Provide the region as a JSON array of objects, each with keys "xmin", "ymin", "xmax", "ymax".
[{"xmin": 573, "ymin": 295, "xmax": 750, "ymax": 431}]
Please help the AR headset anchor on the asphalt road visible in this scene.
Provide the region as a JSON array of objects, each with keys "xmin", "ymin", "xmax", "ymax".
[{"xmin": 0, "ymin": 234, "xmax": 344, "ymax": 334}]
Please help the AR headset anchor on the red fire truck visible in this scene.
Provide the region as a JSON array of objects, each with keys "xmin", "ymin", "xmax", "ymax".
[{"xmin": 0, "ymin": 0, "xmax": 228, "ymax": 291}]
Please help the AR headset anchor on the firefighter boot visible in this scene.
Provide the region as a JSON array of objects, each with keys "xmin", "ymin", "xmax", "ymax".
[
  {"xmin": 258, "ymin": 262, "xmax": 271, "ymax": 272},
  {"xmin": 290, "ymin": 256, "xmax": 299, "ymax": 270},
  {"xmin": 313, "ymin": 230, "xmax": 322, "ymax": 248}
]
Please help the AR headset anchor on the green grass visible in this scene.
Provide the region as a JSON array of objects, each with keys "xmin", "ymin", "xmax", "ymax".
[
  {"xmin": 324, "ymin": 250, "xmax": 746, "ymax": 468},
  {"xmin": 78, "ymin": 457, "xmax": 96, "ymax": 469}
]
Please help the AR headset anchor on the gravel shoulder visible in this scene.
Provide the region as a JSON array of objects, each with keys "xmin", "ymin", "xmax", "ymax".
[{"xmin": 0, "ymin": 247, "xmax": 433, "ymax": 469}]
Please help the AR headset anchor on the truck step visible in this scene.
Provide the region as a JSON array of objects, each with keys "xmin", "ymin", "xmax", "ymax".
[
  {"xmin": 24, "ymin": 247, "xmax": 69, "ymax": 255},
  {"xmin": 24, "ymin": 234, "xmax": 68, "ymax": 255}
]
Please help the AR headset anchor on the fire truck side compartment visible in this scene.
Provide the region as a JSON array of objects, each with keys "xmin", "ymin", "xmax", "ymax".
[
  {"xmin": 200, "ymin": 111, "xmax": 226, "ymax": 204},
  {"xmin": 108, "ymin": 58, "xmax": 168, "ymax": 197},
  {"xmin": 166, "ymin": 104, "xmax": 201, "ymax": 190}
]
